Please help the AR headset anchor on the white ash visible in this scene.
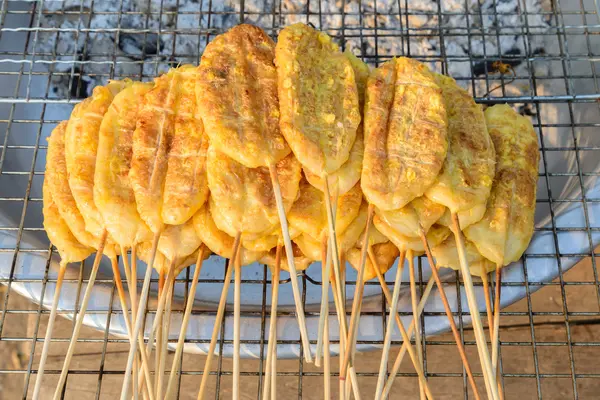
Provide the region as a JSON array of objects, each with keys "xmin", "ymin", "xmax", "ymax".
[{"xmin": 37, "ymin": 0, "xmax": 550, "ymax": 99}]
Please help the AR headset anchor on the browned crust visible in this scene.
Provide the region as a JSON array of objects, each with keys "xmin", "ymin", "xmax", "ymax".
[
  {"xmin": 43, "ymin": 166, "xmax": 93, "ymax": 264},
  {"xmin": 162, "ymin": 65, "xmax": 210, "ymax": 225},
  {"xmin": 192, "ymin": 204, "xmax": 264, "ymax": 265},
  {"xmin": 347, "ymin": 242, "xmax": 399, "ymax": 282},
  {"xmin": 64, "ymin": 80, "xmax": 128, "ymax": 238},
  {"xmin": 129, "ymin": 70, "xmax": 177, "ymax": 233},
  {"xmin": 207, "ymin": 146, "xmax": 301, "ymax": 236},
  {"xmin": 361, "ymin": 57, "xmax": 448, "ymax": 210},
  {"xmin": 275, "ymin": 23, "xmax": 361, "ymax": 175},
  {"xmin": 425, "ymin": 73, "xmax": 496, "ymax": 212},
  {"xmin": 47, "ymin": 122, "xmax": 101, "ymax": 251},
  {"xmin": 260, "ymin": 242, "xmax": 312, "ymax": 272},
  {"xmin": 464, "ymin": 104, "xmax": 539, "ymax": 266},
  {"xmin": 95, "ymin": 81, "xmax": 153, "ymax": 247},
  {"xmin": 197, "ymin": 24, "xmax": 289, "ymax": 168},
  {"xmin": 287, "ymin": 179, "xmax": 362, "ymax": 241}
]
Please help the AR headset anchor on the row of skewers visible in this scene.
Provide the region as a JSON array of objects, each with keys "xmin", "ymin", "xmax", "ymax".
[{"xmin": 39, "ymin": 22, "xmax": 539, "ymax": 400}]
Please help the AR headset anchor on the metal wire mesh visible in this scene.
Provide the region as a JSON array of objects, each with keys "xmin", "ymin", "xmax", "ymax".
[{"xmin": 0, "ymin": 0, "xmax": 599, "ymax": 398}]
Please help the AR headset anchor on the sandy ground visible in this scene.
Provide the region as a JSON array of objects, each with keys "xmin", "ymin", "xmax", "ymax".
[{"xmin": 1, "ymin": 255, "xmax": 600, "ymax": 399}]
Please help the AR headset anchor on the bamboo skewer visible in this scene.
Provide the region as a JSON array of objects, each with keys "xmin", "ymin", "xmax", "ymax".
[
  {"xmin": 329, "ymin": 270, "xmax": 356, "ymax": 400},
  {"xmin": 120, "ymin": 231, "xmax": 162, "ymax": 400},
  {"xmin": 32, "ymin": 262, "xmax": 67, "ymax": 400},
  {"xmin": 154, "ymin": 269, "xmax": 166, "ymax": 398},
  {"xmin": 376, "ymin": 268, "xmax": 435, "ymax": 399},
  {"xmin": 315, "ymin": 236, "xmax": 331, "ymax": 367},
  {"xmin": 233, "ymin": 245, "xmax": 242, "ymax": 400},
  {"xmin": 349, "ymin": 366, "xmax": 361, "ymax": 400},
  {"xmin": 324, "ymin": 185, "xmax": 355, "ymax": 400},
  {"xmin": 53, "ymin": 231, "xmax": 108, "ymax": 400},
  {"xmin": 345, "ymin": 284, "xmax": 359, "ymax": 400},
  {"xmin": 323, "ymin": 179, "xmax": 347, "ymax": 345},
  {"xmin": 324, "ymin": 179, "xmax": 348, "ymax": 384},
  {"xmin": 108, "ymin": 257, "xmax": 146, "ymax": 400},
  {"xmin": 367, "ymin": 251, "xmax": 433, "ymax": 400},
  {"xmin": 482, "ymin": 271, "xmax": 494, "ymax": 334},
  {"xmin": 157, "ymin": 277, "xmax": 174, "ymax": 399},
  {"xmin": 270, "ymin": 350, "xmax": 277, "ymax": 400},
  {"xmin": 482, "ymin": 267, "xmax": 505, "ymax": 398},
  {"xmin": 122, "ymin": 251, "xmax": 154, "ymax": 400},
  {"xmin": 418, "ymin": 229, "xmax": 482, "ymax": 400},
  {"xmin": 165, "ymin": 248, "xmax": 206, "ymax": 399},
  {"xmin": 120, "ymin": 247, "xmax": 140, "ymax": 399},
  {"xmin": 197, "ymin": 233, "xmax": 241, "ymax": 400},
  {"xmin": 451, "ymin": 214, "xmax": 499, "ymax": 400},
  {"xmin": 408, "ymin": 251, "xmax": 426, "ymax": 400},
  {"xmin": 316, "ymin": 242, "xmax": 331, "ymax": 397},
  {"xmin": 340, "ymin": 204, "xmax": 374, "ymax": 385},
  {"xmin": 374, "ymin": 252, "xmax": 405, "ymax": 400},
  {"xmin": 268, "ymin": 164, "xmax": 312, "ymax": 363},
  {"xmin": 135, "ymin": 257, "xmax": 178, "ymax": 392},
  {"xmin": 492, "ymin": 268, "xmax": 504, "ymax": 399},
  {"xmin": 262, "ymin": 244, "xmax": 281, "ymax": 400},
  {"xmin": 323, "ymin": 300, "xmax": 331, "ymax": 400},
  {"xmin": 130, "ymin": 247, "xmax": 143, "ymax": 397},
  {"xmin": 110, "ymin": 258, "xmax": 134, "ymax": 384}
]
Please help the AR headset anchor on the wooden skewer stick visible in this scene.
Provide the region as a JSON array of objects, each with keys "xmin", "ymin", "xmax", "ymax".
[
  {"xmin": 376, "ymin": 267, "xmax": 435, "ymax": 399},
  {"xmin": 131, "ymin": 249, "xmax": 151, "ymax": 400},
  {"xmin": 270, "ymin": 348, "xmax": 277, "ymax": 400},
  {"xmin": 315, "ymin": 241, "xmax": 331, "ymax": 395},
  {"xmin": 482, "ymin": 271, "xmax": 494, "ymax": 335},
  {"xmin": 340, "ymin": 204, "xmax": 374, "ymax": 384},
  {"xmin": 451, "ymin": 213, "xmax": 499, "ymax": 400},
  {"xmin": 262, "ymin": 244, "xmax": 281, "ymax": 400},
  {"xmin": 345, "ymin": 283, "xmax": 359, "ymax": 400},
  {"xmin": 119, "ymin": 247, "xmax": 140, "ymax": 400},
  {"xmin": 157, "ymin": 276, "xmax": 174, "ymax": 399},
  {"xmin": 374, "ymin": 250, "xmax": 405, "ymax": 400},
  {"xmin": 272, "ymin": 247, "xmax": 282, "ymax": 384},
  {"xmin": 315, "ymin": 236, "xmax": 331, "ymax": 367},
  {"xmin": 482, "ymin": 266, "xmax": 505, "ymax": 399},
  {"xmin": 109, "ymin": 258, "xmax": 135, "ymax": 393},
  {"xmin": 165, "ymin": 247, "xmax": 206, "ymax": 400},
  {"xmin": 368, "ymin": 251, "xmax": 433, "ymax": 400},
  {"xmin": 323, "ymin": 186, "xmax": 353, "ymax": 400},
  {"xmin": 408, "ymin": 251, "xmax": 426, "ymax": 400},
  {"xmin": 323, "ymin": 299, "xmax": 331, "ymax": 400},
  {"xmin": 323, "ymin": 178, "xmax": 347, "ymax": 352},
  {"xmin": 122, "ymin": 249, "xmax": 154, "ymax": 400},
  {"xmin": 120, "ymin": 231, "xmax": 162, "ymax": 400},
  {"xmin": 329, "ymin": 269, "xmax": 358, "ymax": 400},
  {"xmin": 417, "ymin": 229, "xmax": 482, "ymax": 400},
  {"xmin": 349, "ymin": 366, "xmax": 361, "ymax": 400},
  {"xmin": 268, "ymin": 164, "xmax": 312, "ymax": 362},
  {"xmin": 109, "ymin": 257, "xmax": 149, "ymax": 400},
  {"xmin": 233, "ymin": 245, "xmax": 242, "ymax": 400},
  {"xmin": 121, "ymin": 248, "xmax": 141, "ymax": 399},
  {"xmin": 53, "ymin": 230, "xmax": 108, "ymax": 400},
  {"xmin": 136, "ymin": 258, "xmax": 178, "ymax": 393},
  {"xmin": 197, "ymin": 233, "xmax": 241, "ymax": 400},
  {"xmin": 32, "ymin": 261, "xmax": 67, "ymax": 400},
  {"xmin": 492, "ymin": 267, "xmax": 504, "ymax": 400},
  {"xmin": 154, "ymin": 269, "xmax": 166, "ymax": 398}
]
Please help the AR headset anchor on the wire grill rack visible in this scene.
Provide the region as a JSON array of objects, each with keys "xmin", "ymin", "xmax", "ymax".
[{"xmin": 0, "ymin": 0, "xmax": 600, "ymax": 398}]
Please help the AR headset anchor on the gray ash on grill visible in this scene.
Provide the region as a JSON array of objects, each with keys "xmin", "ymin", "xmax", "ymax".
[{"xmin": 37, "ymin": 0, "xmax": 550, "ymax": 99}]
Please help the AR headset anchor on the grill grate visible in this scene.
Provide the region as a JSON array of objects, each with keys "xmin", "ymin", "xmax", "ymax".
[{"xmin": 0, "ymin": 0, "xmax": 600, "ymax": 398}]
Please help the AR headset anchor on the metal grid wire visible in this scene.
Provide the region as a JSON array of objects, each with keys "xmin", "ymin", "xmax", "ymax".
[{"xmin": 0, "ymin": 0, "xmax": 599, "ymax": 398}]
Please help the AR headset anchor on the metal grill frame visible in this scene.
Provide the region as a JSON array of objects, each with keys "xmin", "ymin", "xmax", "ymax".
[{"xmin": 0, "ymin": 0, "xmax": 599, "ymax": 398}]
